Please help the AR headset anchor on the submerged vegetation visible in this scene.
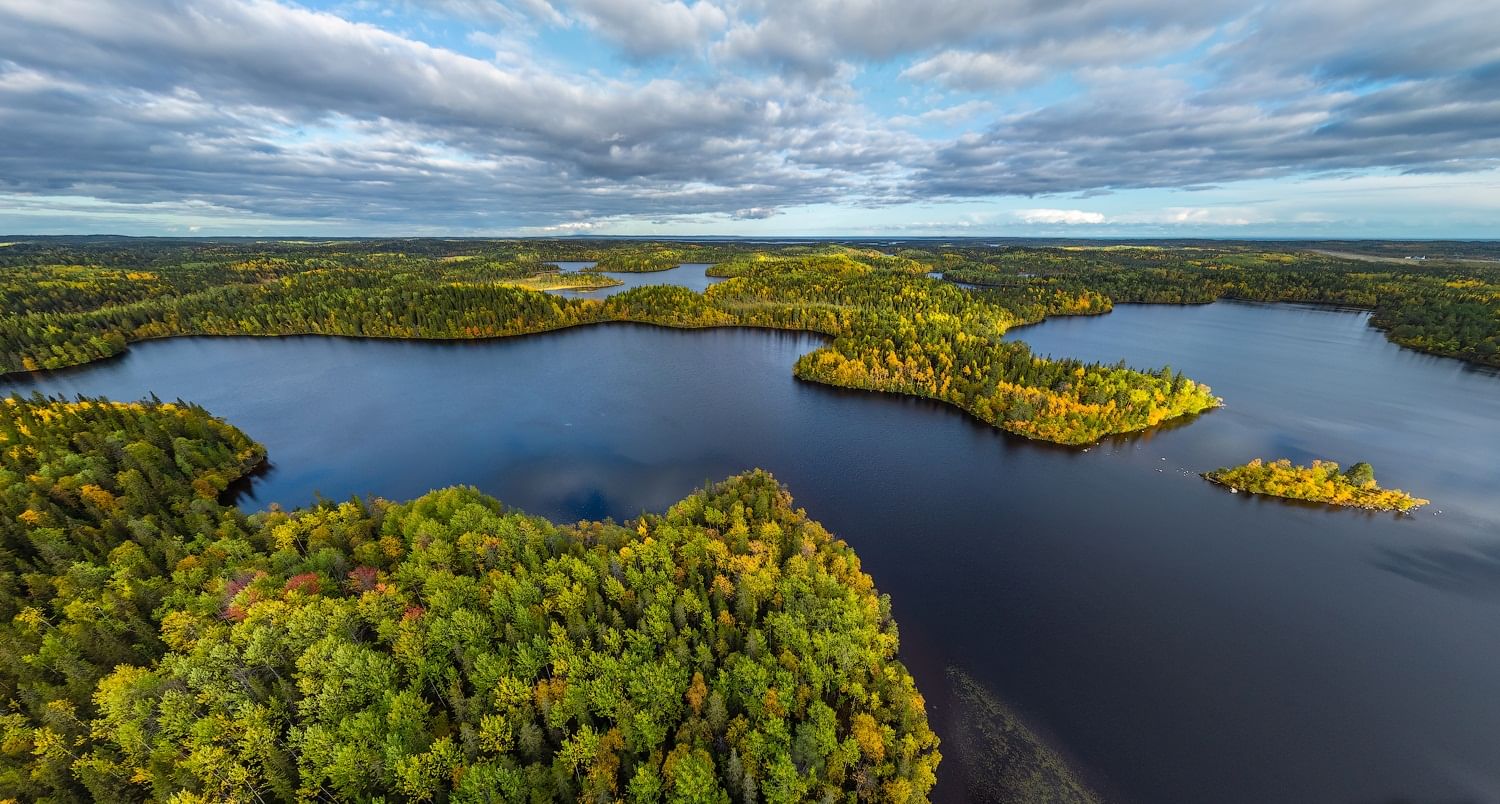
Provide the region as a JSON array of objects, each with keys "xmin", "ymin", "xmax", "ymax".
[
  {"xmin": 943, "ymin": 669, "xmax": 1100, "ymax": 804},
  {"xmin": 0, "ymin": 396, "xmax": 938, "ymax": 802},
  {"xmin": 1204, "ymin": 458, "xmax": 1429, "ymax": 512}
]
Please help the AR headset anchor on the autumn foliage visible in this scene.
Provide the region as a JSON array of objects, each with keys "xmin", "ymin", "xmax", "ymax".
[
  {"xmin": 1204, "ymin": 458, "xmax": 1429, "ymax": 512},
  {"xmin": 0, "ymin": 398, "xmax": 939, "ymax": 802}
]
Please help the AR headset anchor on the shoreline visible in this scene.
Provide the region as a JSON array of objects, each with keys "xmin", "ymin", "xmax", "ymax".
[{"xmin": 1201, "ymin": 472, "xmax": 1428, "ymax": 513}]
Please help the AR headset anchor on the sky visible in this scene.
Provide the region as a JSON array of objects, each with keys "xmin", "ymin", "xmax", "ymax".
[{"xmin": 0, "ymin": 0, "xmax": 1497, "ymax": 238}]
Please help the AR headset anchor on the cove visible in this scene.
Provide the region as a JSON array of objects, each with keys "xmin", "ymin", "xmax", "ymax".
[
  {"xmin": 6, "ymin": 299, "xmax": 1500, "ymax": 803},
  {"xmin": 545, "ymin": 261, "xmax": 725, "ymax": 299}
]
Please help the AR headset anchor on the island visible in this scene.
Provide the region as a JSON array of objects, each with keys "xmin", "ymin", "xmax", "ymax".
[
  {"xmin": 3, "ymin": 241, "xmax": 1497, "ymax": 450},
  {"xmin": 0, "ymin": 241, "xmax": 1229, "ymax": 446},
  {"xmin": 0, "ymin": 396, "xmax": 939, "ymax": 801},
  {"xmin": 1204, "ymin": 458, "xmax": 1429, "ymax": 512}
]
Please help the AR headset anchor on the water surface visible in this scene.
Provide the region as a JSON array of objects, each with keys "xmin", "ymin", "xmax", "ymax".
[
  {"xmin": 547, "ymin": 261, "xmax": 723, "ymax": 299},
  {"xmin": 6, "ymin": 301, "xmax": 1500, "ymax": 804}
]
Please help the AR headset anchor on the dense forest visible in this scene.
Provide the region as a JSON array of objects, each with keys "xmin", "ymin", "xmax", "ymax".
[
  {"xmin": 703, "ymin": 253, "xmax": 1213, "ymax": 444},
  {"xmin": 1, "ymin": 237, "xmax": 1488, "ymax": 800},
  {"xmin": 0, "ymin": 241, "xmax": 1225, "ymax": 446},
  {"xmin": 3, "ymin": 239, "xmax": 1495, "ymax": 441},
  {"xmin": 938, "ymin": 247, "xmax": 1500, "ymax": 366},
  {"xmin": 0, "ymin": 396, "xmax": 938, "ymax": 802},
  {"xmin": 0, "ymin": 396, "xmax": 264, "ymax": 798},
  {"xmin": 1203, "ymin": 458, "xmax": 1429, "ymax": 511}
]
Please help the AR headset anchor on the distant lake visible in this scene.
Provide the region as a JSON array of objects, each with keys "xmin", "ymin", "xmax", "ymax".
[
  {"xmin": 546, "ymin": 261, "xmax": 724, "ymax": 299},
  {"xmin": 7, "ymin": 294, "xmax": 1500, "ymax": 803}
]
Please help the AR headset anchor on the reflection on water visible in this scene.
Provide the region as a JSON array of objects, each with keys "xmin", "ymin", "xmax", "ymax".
[
  {"xmin": 547, "ymin": 262, "xmax": 724, "ymax": 299},
  {"xmin": 6, "ymin": 301, "xmax": 1500, "ymax": 804}
]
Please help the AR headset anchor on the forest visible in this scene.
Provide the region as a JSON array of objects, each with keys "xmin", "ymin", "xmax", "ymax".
[
  {"xmin": 0, "ymin": 240, "xmax": 1227, "ymax": 446},
  {"xmin": 1203, "ymin": 458, "xmax": 1429, "ymax": 512},
  {"xmin": 0, "ymin": 395, "xmax": 938, "ymax": 802},
  {"xmin": 937, "ymin": 246, "xmax": 1500, "ymax": 366},
  {"xmin": 1, "ymin": 237, "xmax": 1490, "ymax": 801},
  {"xmin": 2, "ymin": 238, "xmax": 1494, "ymax": 441}
]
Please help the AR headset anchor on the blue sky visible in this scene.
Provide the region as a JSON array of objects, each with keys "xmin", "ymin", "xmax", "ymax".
[{"xmin": 0, "ymin": 0, "xmax": 1496, "ymax": 237}]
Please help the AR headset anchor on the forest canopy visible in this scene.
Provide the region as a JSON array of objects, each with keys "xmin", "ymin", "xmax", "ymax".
[
  {"xmin": 0, "ymin": 396, "xmax": 939, "ymax": 803},
  {"xmin": 1203, "ymin": 458, "xmax": 1429, "ymax": 512},
  {"xmin": 3, "ymin": 239, "xmax": 1494, "ymax": 443},
  {"xmin": 0, "ymin": 241, "xmax": 1238, "ymax": 446}
]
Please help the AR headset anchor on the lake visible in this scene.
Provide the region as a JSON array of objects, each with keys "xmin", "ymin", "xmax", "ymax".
[
  {"xmin": 6, "ymin": 298, "xmax": 1500, "ymax": 803},
  {"xmin": 546, "ymin": 261, "xmax": 724, "ymax": 299}
]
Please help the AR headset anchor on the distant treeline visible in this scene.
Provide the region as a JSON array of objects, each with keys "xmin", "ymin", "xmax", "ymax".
[
  {"xmin": 0, "ymin": 243, "xmax": 1226, "ymax": 445},
  {"xmin": 9, "ymin": 240, "xmax": 1497, "ymax": 440},
  {"xmin": 937, "ymin": 247, "xmax": 1500, "ymax": 366}
]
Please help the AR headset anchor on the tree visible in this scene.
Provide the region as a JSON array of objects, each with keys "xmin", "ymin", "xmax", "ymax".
[{"xmin": 1344, "ymin": 461, "xmax": 1376, "ymax": 487}]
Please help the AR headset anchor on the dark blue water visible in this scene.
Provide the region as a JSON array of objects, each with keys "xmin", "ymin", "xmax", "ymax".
[
  {"xmin": 6, "ymin": 300, "xmax": 1500, "ymax": 803},
  {"xmin": 547, "ymin": 262, "xmax": 724, "ymax": 299}
]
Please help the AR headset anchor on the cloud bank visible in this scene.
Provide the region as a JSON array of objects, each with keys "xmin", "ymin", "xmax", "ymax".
[{"xmin": 0, "ymin": 0, "xmax": 1495, "ymax": 234}]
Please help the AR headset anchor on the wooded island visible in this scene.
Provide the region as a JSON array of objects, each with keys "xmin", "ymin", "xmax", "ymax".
[{"xmin": 1205, "ymin": 458, "xmax": 1429, "ymax": 512}]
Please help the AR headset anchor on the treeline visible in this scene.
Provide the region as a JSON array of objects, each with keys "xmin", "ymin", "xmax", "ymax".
[
  {"xmin": 0, "ymin": 397, "xmax": 939, "ymax": 802},
  {"xmin": 0, "ymin": 245, "xmax": 1220, "ymax": 446},
  {"xmin": 590, "ymin": 248, "xmax": 707, "ymax": 272},
  {"xmin": 1204, "ymin": 458, "xmax": 1428, "ymax": 511},
  {"xmin": 1, "ymin": 271, "xmax": 608, "ymax": 370},
  {"xmin": 0, "ymin": 239, "xmax": 737, "ymax": 273},
  {"xmin": 940, "ymin": 247, "xmax": 1500, "ymax": 366},
  {"xmin": 704, "ymin": 253, "xmax": 1217, "ymax": 444}
]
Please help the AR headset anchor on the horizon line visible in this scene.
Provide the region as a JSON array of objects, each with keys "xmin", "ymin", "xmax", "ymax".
[{"xmin": 5, "ymin": 234, "xmax": 1499, "ymax": 243}]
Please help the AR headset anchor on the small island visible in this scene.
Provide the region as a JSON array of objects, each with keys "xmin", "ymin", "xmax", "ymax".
[{"xmin": 1204, "ymin": 458, "xmax": 1429, "ymax": 512}]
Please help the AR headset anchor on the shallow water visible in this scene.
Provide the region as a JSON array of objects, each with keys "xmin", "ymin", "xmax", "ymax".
[{"xmin": 6, "ymin": 299, "xmax": 1500, "ymax": 803}]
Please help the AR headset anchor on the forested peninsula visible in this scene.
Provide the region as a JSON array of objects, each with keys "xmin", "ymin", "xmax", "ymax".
[
  {"xmin": 4, "ymin": 240, "xmax": 1497, "ymax": 444},
  {"xmin": 0, "ymin": 395, "xmax": 938, "ymax": 802},
  {"xmin": 0, "ymin": 242, "xmax": 1224, "ymax": 445},
  {"xmin": 938, "ymin": 246, "xmax": 1500, "ymax": 367},
  {"xmin": 1204, "ymin": 458, "xmax": 1429, "ymax": 512}
]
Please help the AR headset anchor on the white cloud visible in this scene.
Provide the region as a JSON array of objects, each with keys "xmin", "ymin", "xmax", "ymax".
[
  {"xmin": 901, "ymin": 51, "xmax": 1045, "ymax": 91},
  {"xmin": 731, "ymin": 206, "xmax": 780, "ymax": 219},
  {"xmin": 1162, "ymin": 207, "xmax": 1255, "ymax": 225},
  {"xmin": 890, "ymin": 100, "xmax": 995, "ymax": 127},
  {"xmin": 568, "ymin": 0, "xmax": 728, "ymax": 59},
  {"xmin": 1015, "ymin": 208, "xmax": 1108, "ymax": 224}
]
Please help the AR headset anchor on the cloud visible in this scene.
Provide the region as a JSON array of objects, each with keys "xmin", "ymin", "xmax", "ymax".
[
  {"xmin": 528, "ymin": 219, "xmax": 604, "ymax": 232},
  {"xmin": 0, "ymin": 0, "xmax": 919, "ymax": 228},
  {"xmin": 568, "ymin": 0, "xmax": 728, "ymax": 59},
  {"xmin": 412, "ymin": 0, "xmax": 569, "ymax": 27},
  {"xmin": 914, "ymin": 64, "xmax": 1500, "ymax": 198},
  {"xmin": 731, "ymin": 206, "xmax": 779, "ymax": 219},
  {"xmin": 890, "ymin": 100, "xmax": 995, "ymax": 127},
  {"xmin": 1161, "ymin": 207, "xmax": 1253, "ymax": 225},
  {"xmin": 1014, "ymin": 208, "xmax": 1107, "ymax": 225},
  {"xmin": 0, "ymin": 0, "xmax": 1496, "ymax": 234},
  {"xmin": 899, "ymin": 27, "xmax": 1210, "ymax": 91},
  {"xmin": 715, "ymin": 0, "xmax": 1234, "ymax": 77},
  {"xmin": 901, "ymin": 52, "xmax": 1045, "ymax": 92}
]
